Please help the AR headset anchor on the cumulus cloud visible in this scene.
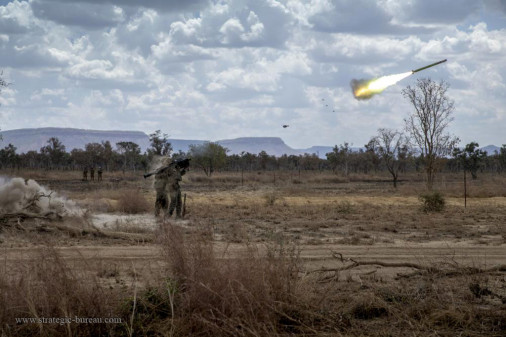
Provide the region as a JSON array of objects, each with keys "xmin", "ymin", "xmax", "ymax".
[
  {"xmin": 387, "ymin": 0, "xmax": 481, "ymax": 25},
  {"xmin": 31, "ymin": 0, "xmax": 211, "ymax": 13},
  {"xmin": 31, "ymin": 0, "xmax": 125, "ymax": 28},
  {"xmin": 0, "ymin": 0, "xmax": 505, "ymax": 148}
]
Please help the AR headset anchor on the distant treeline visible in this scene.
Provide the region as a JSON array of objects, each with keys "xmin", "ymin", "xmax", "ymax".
[{"xmin": 1, "ymin": 133, "xmax": 506, "ymax": 177}]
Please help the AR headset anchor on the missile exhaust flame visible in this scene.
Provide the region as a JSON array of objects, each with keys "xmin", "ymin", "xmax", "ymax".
[
  {"xmin": 351, "ymin": 72, "xmax": 412, "ymax": 100},
  {"xmin": 351, "ymin": 59, "xmax": 447, "ymax": 100}
]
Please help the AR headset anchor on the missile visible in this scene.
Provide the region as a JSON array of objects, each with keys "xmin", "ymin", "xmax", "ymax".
[{"xmin": 412, "ymin": 59, "xmax": 447, "ymax": 73}]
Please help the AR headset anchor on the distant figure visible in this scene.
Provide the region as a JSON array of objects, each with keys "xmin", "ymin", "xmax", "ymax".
[
  {"xmin": 97, "ymin": 166, "xmax": 103, "ymax": 182},
  {"xmin": 90, "ymin": 167, "xmax": 95, "ymax": 181},
  {"xmin": 83, "ymin": 167, "xmax": 88, "ymax": 181}
]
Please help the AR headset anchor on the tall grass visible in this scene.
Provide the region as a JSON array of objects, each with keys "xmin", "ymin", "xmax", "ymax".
[
  {"xmin": 0, "ymin": 246, "xmax": 122, "ymax": 336},
  {"xmin": 151, "ymin": 223, "xmax": 309, "ymax": 336}
]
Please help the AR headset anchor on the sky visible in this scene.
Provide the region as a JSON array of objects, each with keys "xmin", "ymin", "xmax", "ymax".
[{"xmin": 0, "ymin": 0, "xmax": 505, "ymax": 149}]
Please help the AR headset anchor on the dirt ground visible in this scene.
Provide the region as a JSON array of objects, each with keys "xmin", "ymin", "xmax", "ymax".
[
  {"xmin": 1, "ymin": 170, "xmax": 506, "ymax": 335},
  {"xmin": 2, "ymin": 169, "xmax": 506, "ymax": 274}
]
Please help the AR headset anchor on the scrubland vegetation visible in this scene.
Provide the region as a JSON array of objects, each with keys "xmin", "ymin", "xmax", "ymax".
[{"xmin": 1, "ymin": 168, "xmax": 505, "ymax": 336}]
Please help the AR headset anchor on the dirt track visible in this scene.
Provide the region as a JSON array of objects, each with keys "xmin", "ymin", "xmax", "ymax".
[{"xmin": 3, "ymin": 241, "xmax": 505, "ymax": 278}]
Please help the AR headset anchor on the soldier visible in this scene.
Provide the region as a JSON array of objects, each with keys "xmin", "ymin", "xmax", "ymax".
[
  {"xmin": 97, "ymin": 166, "xmax": 103, "ymax": 182},
  {"xmin": 167, "ymin": 161, "xmax": 187, "ymax": 218},
  {"xmin": 83, "ymin": 167, "xmax": 88, "ymax": 181},
  {"xmin": 90, "ymin": 166, "xmax": 95, "ymax": 181},
  {"xmin": 154, "ymin": 158, "xmax": 172, "ymax": 217}
]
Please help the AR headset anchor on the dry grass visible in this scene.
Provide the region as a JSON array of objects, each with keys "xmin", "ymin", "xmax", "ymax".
[
  {"xmin": 114, "ymin": 189, "xmax": 151, "ymax": 214},
  {"xmin": 1, "ymin": 228, "xmax": 505, "ymax": 336},
  {"xmin": 0, "ymin": 246, "xmax": 123, "ymax": 336},
  {"xmin": 2, "ymin": 169, "xmax": 506, "ymax": 335}
]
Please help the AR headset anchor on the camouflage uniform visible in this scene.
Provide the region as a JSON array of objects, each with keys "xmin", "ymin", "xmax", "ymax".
[
  {"xmin": 90, "ymin": 167, "xmax": 95, "ymax": 181},
  {"xmin": 154, "ymin": 166, "xmax": 170, "ymax": 217},
  {"xmin": 153, "ymin": 158, "xmax": 186, "ymax": 218},
  {"xmin": 83, "ymin": 167, "xmax": 88, "ymax": 181},
  {"xmin": 168, "ymin": 166, "xmax": 186, "ymax": 218}
]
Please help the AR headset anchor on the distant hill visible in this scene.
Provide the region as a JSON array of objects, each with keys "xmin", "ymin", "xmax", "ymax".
[
  {"xmin": 0, "ymin": 128, "xmax": 501, "ymax": 157},
  {"xmin": 0, "ymin": 128, "xmax": 304, "ymax": 156},
  {"xmin": 217, "ymin": 137, "xmax": 301, "ymax": 157},
  {"xmin": 480, "ymin": 145, "xmax": 501, "ymax": 155},
  {"xmin": 0, "ymin": 128, "xmax": 150, "ymax": 153}
]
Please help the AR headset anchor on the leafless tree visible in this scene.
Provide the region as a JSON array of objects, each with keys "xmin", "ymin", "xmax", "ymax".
[
  {"xmin": 369, "ymin": 128, "xmax": 411, "ymax": 188},
  {"xmin": 403, "ymin": 78, "xmax": 459, "ymax": 190}
]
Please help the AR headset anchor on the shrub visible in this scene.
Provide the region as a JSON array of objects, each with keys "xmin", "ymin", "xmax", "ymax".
[
  {"xmin": 116, "ymin": 189, "xmax": 151, "ymax": 214},
  {"xmin": 263, "ymin": 191, "xmax": 281, "ymax": 206},
  {"xmin": 419, "ymin": 192, "xmax": 446, "ymax": 212}
]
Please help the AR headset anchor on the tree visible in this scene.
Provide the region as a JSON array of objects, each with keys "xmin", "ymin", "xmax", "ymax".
[
  {"xmin": 148, "ymin": 130, "xmax": 172, "ymax": 156},
  {"xmin": 402, "ymin": 78, "xmax": 459, "ymax": 190},
  {"xmin": 101, "ymin": 140, "xmax": 114, "ymax": 171},
  {"xmin": 453, "ymin": 142, "xmax": 487, "ymax": 180},
  {"xmin": 116, "ymin": 141, "xmax": 141, "ymax": 172},
  {"xmin": 40, "ymin": 137, "xmax": 67, "ymax": 169},
  {"xmin": 497, "ymin": 145, "xmax": 506, "ymax": 173},
  {"xmin": 84, "ymin": 142, "xmax": 104, "ymax": 167},
  {"xmin": 188, "ymin": 142, "xmax": 228, "ymax": 176},
  {"xmin": 326, "ymin": 142, "xmax": 352, "ymax": 175},
  {"xmin": 369, "ymin": 129, "xmax": 411, "ymax": 188},
  {"xmin": 0, "ymin": 143, "xmax": 18, "ymax": 169},
  {"xmin": 240, "ymin": 152, "xmax": 256, "ymax": 171}
]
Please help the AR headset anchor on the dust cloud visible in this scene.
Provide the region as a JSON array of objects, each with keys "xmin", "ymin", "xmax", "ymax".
[{"xmin": 0, "ymin": 176, "xmax": 82, "ymax": 216}]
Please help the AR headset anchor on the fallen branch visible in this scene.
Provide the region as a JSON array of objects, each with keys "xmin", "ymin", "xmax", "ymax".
[
  {"xmin": 1, "ymin": 212, "xmax": 52, "ymax": 220},
  {"xmin": 306, "ymin": 251, "xmax": 506, "ymax": 279}
]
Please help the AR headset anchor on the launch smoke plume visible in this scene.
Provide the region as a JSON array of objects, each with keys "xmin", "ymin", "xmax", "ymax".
[
  {"xmin": 351, "ymin": 72, "xmax": 412, "ymax": 100},
  {"xmin": 0, "ymin": 176, "xmax": 82, "ymax": 216}
]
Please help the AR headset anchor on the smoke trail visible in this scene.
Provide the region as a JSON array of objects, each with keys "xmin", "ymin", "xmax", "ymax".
[
  {"xmin": 351, "ymin": 72, "xmax": 412, "ymax": 100},
  {"xmin": 0, "ymin": 176, "xmax": 82, "ymax": 216}
]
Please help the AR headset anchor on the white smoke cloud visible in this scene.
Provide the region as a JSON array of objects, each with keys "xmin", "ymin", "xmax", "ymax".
[{"xmin": 0, "ymin": 176, "xmax": 83, "ymax": 217}]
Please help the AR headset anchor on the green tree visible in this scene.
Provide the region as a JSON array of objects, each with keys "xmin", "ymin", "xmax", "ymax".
[
  {"xmin": 240, "ymin": 152, "xmax": 256, "ymax": 171},
  {"xmin": 84, "ymin": 142, "xmax": 104, "ymax": 167},
  {"xmin": 188, "ymin": 142, "xmax": 228, "ymax": 176},
  {"xmin": 116, "ymin": 141, "xmax": 141, "ymax": 172},
  {"xmin": 326, "ymin": 142, "xmax": 352, "ymax": 175},
  {"xmin": 453, "ymin": 142, "xmax": 487, "ymax": 180},
  {"xmin": 403, "ymin": 78, "xmax": 459, "ymax": 190},
  {"xmin": 40, "ymin": 137, "xmax": 67, "ymax": 169},
  {"xmin": 497, "ymin": 145, "xmax": 506, "ymax": 173},
  {"xmin": 0, "ymin": 143, "xmax": 18, "ymax": 169}
]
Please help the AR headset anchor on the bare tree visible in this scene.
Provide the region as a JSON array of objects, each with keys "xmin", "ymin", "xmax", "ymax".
[
  {"xmin": 403, "ymin": 78, "xmax": 459, "ymax": 190},
  {"xmin": 369, "ymin": 128, "xmax": 411, "ymax": 188}
]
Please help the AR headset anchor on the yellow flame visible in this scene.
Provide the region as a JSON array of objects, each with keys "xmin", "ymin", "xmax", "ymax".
[{"xmin": 353, "ymin": 71, "xmax": 412, "ymax": 99}]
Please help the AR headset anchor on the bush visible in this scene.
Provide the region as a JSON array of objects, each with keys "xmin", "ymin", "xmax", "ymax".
[
  {"xmin": 419, "ymin": 192, "xmax": 446, "ymax": 212},
  {"xmin": 116, "ymin": 189, "xmax": 151, "ymax": 214},
  {"xmin": 263, "ymin": 191, "xmax": 281, "ymax": 206}
]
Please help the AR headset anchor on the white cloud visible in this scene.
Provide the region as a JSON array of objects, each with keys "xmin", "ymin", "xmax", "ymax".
[{"xmin": 0, "ymin": 0, "xmax": 505, "ymax": 149}]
